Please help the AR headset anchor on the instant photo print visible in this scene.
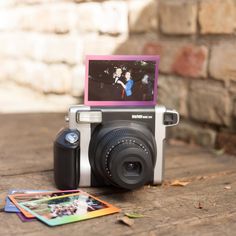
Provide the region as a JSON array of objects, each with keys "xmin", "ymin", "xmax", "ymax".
[
  {"xmin": 4, "ymin": 189, "xmax": 50, "ymax": 213},
  {"xmin": 19, "ymin": 192, "xmax": 120, "ymax": 226},
  {"xmin": 84, "ymin": 55, "xmax": 159, "ymax": 106},
  {"xmin": 9, "ymin": 190, "xmax": 81, "ymax": 218}
]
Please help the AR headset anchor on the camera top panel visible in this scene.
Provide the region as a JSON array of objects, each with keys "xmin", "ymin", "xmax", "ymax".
[{"xmin": 84, "ymin": 55, "xmax": 160, "ymax": 107}]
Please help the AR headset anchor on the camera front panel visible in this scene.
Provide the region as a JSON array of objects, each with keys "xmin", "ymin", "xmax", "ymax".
[
  {"xmin": 88, "ymin": 107, "xmax": 157, "ymax": 189},
  {"xmin": 54, "ymin": 105, "xmax": 179, "ymax": 190}
]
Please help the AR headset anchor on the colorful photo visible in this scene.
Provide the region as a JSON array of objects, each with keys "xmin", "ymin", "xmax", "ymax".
[
  {"xmin": 85, "ymin": 55, "xmax": 159, "ymax": 106},
  {"xmin": 4, "ymin": 189, "xmax": 50, "ymax": 213},
  {"xmin": 19, "ymin": 192, "xmax": 120, "ymax": 226},
  {"xmin": 9, "ymin": 190, "xmax": 80, "ymax": 218}
]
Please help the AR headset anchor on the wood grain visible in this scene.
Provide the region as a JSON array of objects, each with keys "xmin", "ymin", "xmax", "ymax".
[{"xmin": 0, "ymin": 113, "xmax": 235, "ymax": 236}]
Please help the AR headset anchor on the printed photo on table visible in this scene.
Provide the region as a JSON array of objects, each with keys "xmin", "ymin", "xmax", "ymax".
[{"xmin": 19, "ymin": 192, "xmax": 120, "ymax": 226}]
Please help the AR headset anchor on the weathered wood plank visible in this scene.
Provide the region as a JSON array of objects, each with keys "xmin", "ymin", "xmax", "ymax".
[
  {"xmin": 138, "ymin": 212, "xmax": 236, "ymax": 236},
  {"xmin": 1, "ymin": 144, "xmax": 235, "ymax": 190},
  {"xmin": 0, "ymin": 171, "xmax": 235, "ymax": 235},
  {"xmin": 1, "ymin": 113, "xmax": 236, "ymax": 236},
  {"xmin": 0, "ymin": 113, "xmax": 64, "ymax": 175}
]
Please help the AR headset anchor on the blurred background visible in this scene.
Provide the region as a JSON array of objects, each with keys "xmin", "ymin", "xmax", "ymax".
[{"xmin": 0, "ymin": 0, "xmax": 236, "ymax": 154}]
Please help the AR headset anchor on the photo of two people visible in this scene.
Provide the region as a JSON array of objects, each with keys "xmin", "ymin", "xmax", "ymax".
[
  {"xmin": 113, "ymin": 68, "xmax": 134, "ymax": 101},
  {"xmin": 88, "ymin": 59, "xmax": 157, "ymax": 103}
]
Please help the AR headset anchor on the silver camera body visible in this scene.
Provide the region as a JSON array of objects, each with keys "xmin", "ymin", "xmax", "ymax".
[{"xmin": 54, "ymin": 105, "xmax": 179, "ymax": 190}]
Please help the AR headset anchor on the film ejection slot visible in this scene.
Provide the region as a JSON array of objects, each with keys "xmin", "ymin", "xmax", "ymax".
[{"xmin": 77, "ymin": 111, "xmax": 102, "ymax": 123}]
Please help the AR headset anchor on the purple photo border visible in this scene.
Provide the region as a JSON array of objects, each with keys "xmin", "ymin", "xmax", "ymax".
[{"xmin": 84, "ymin": 55, "xmax": 160, "ymax": 106}]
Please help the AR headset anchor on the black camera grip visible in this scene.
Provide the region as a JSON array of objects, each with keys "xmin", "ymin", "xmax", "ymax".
[{"xmin": 54, "ymin": 129, "xmax": 80, "ymax": 190}]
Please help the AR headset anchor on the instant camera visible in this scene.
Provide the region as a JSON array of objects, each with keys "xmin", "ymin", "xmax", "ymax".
[{"xmin": 54, "ymin": 56, "xmax": 179, "ymax": 190}]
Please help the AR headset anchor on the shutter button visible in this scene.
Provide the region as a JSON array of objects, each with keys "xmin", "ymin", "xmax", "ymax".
[{"xmin": 65, "ymin": 132, "xmax": 79, "ymax": 144}]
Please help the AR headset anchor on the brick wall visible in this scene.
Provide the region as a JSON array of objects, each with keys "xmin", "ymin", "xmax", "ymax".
[{"xmin": 0, "ymin": 0, "xmax": 236, "ymax": 153}]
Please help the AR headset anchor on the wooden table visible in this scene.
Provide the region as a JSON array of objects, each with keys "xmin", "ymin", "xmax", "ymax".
[{"xmin": 0, "ymin": 113, "xmax": 235, "ymax": 236}]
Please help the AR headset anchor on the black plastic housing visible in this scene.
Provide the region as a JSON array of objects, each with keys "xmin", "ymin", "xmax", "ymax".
[{"xmin": 54, "ymin": 129, "xmax": 80, "ymax": 190}]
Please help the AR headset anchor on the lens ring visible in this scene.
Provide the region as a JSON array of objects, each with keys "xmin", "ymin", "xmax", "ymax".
[
  {"xmin": 104, "ymin": 138, "xmax": 149, "ymax": 178},
  {"xmin": 89, "ymin": 121, "xmax": 157, "ymax": 189},
  {"xmin": 108, "ymin": 144, "xmax": 153, "ymax": 189}
]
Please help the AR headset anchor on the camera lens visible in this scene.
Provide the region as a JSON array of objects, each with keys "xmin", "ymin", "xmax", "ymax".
[
  {"xmin": 123, "ymin": 162, "xmax": 141, "ymax": 176},
  {"xmin": 89, "ymin": 121, "xmax": 157, "ymax": 190},
  {"xmin": 106, "ymin": 141, "xmax": 154, "ymax": 189}
]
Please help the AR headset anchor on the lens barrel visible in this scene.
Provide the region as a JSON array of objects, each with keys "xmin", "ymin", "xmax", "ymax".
[{"xmin": 89, "ymin": 122, "xmax": 156, "ymax": 190}]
